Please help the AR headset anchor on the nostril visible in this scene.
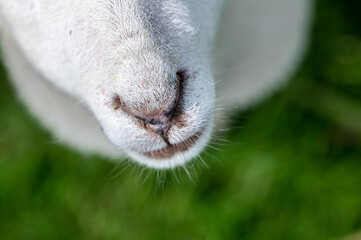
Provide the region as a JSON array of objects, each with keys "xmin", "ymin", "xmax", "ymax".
[
  {"xmin": 162, "ymin": 69, "xmax": 187, "ymax": 118},
  {"xmin": 113, "ymin": 95, "xmax": 122, "ymax": 110},
  {"xmin": 176, "ymin": 69, "xmax": 188, "ymax": 84},
  {"xmin": 163, "ymin": 94, "xmax": 179, "ymax": 118}
]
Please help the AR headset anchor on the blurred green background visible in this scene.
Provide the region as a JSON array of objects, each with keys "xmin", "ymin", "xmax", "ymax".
[{"xmin": 1, "ymin": 0, "xmax": 361, "ymax": 239}]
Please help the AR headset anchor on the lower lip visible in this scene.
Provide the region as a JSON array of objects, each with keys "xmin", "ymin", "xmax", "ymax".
[{"xmin": 140, "ymin": 129, "xmax": 205, "ymax": 159}]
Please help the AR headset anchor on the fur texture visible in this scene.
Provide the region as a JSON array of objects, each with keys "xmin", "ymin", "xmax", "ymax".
[{"xmin": 0, "ymin": 0, "xmax": 311, "ymax": 169}]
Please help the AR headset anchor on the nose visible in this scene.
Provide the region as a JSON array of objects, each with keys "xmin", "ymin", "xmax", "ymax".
[{"xmin": 134, "ymin": 97, "xmax": 179, "ymax": 145}]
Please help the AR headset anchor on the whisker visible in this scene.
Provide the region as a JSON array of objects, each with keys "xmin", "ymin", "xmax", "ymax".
[
  {"xmin": 171, "ymin": 167, "xmax": 180, "ymax": 184},
  {"xmin": 203, "ymin": 150, "xmax": 220, "ymax": 163},
  {"xmin": 107, "ymin": 159, "xmax": 131, "ymax": 180},
  {"xmin": 197, "ymin": 154, "xmax": 210, "ymax": 169},
  {"xmin": 181, "ymin": 164, "xmax": 194, "ymax": 183}
]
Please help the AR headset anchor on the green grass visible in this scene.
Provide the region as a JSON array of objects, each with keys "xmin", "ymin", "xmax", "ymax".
[{"xmin": 1, "ymin": 0, "xmax": 361, "ymax": 239}]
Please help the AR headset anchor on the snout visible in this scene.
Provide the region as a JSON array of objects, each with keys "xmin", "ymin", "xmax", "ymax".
[
  {"xmin": 112, "ymin": 69, "xmax": 187, "ymax": 145},
  {"xmin": 102, "ymin": 65, "xmax": 215, "ymax": 169},
  {"xmin": 128, "ymin": 96, "xmax": 209, "ymax": 162}
]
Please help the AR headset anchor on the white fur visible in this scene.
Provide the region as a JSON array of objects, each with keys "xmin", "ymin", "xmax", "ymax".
[{"xmin": 0, "ymin": 0, "xmax": 312, "ymax": 169}]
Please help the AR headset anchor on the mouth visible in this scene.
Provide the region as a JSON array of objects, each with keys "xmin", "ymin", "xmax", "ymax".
[
  {"xmin": 127, "ymin": 122, "xmax": 213, "ymax": 169},
  {"xmin": 140, "ymin": 128, "xmax": 205, "ymax": 159}
]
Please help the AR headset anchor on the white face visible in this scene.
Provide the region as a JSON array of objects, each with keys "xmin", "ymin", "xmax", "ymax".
[
  {"xmin": 66, "ymin": 0, "xmax": 218, "ymax": 169},
  {"xmin": 0, "ymin": 0, "xmax": 220, "ymax": 169}
]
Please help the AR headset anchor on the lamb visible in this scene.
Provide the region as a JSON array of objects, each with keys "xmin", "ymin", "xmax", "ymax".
[{"xmin": 0, "ymin": 0, "xmax": 312, "ymax": 169}]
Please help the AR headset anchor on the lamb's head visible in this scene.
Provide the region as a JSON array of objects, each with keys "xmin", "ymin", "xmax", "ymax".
[{"xmin": 64, "ymin": 0, "xmax": 220, "ymax": 169}]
